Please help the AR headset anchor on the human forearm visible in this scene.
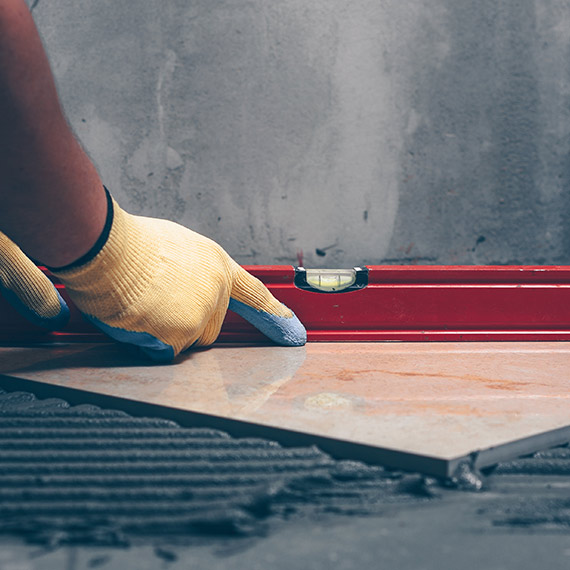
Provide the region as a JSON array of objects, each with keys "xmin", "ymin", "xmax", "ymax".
[{"xmin": 0, "ymin": 0, "xmax": 106, "ymax": 266}]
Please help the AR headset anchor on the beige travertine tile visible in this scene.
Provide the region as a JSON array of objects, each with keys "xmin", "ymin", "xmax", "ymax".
[{"xmin": 1, "ymin": 342, "xmax": 569, "ymax": 460}]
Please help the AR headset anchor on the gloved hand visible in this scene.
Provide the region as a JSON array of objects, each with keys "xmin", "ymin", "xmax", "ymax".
[
  {"xmin": 48, "ymin": 190, "xmax": 306, "ymax": 362},
  {"xmin": 0, "ymin": 231, "xmax": 70, "ymax": 330}
]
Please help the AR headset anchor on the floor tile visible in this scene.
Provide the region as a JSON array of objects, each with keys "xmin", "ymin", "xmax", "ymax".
[{"xmin": 1, "ymin": 342, "xmax": 569, "ymax": 474}]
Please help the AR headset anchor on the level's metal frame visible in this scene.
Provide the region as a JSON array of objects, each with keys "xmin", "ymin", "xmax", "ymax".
[{"xmin": 2, "ymin": 265, "xmax": 570, "ymax": 343}]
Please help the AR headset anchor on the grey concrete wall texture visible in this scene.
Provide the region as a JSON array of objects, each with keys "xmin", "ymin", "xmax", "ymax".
[{"xmin": 30, "ymin": 0, "xmax": 570, "ymax": 267}]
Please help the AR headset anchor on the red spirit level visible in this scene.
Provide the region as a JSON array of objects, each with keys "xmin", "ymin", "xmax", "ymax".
[{"xmin": 1, "ymin": 265, "xmax": 570, "ymax": 343}]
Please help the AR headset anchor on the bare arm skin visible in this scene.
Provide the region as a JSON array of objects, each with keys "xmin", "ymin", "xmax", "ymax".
[{"xmin": 0, "ymin": 0, "xmax": 106, "ymax": 266}]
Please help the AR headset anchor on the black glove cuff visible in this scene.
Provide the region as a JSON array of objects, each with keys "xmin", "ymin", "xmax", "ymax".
[{"xmin": 47, "ymin": 186, "xmax": 114, "ymax": 272}]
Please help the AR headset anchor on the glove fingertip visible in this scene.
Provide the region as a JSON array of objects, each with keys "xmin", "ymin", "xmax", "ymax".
[
  {"xmin": 229, "ymin": 298, "xmax": 307, "ymax": 346},
  {"xmin": 1, "ymin": 285, "xmax": 70, "ymax": 331}
]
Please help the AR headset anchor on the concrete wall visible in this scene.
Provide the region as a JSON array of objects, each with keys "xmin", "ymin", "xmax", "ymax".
[{"xmin": 30, "ymin": 0, "xmax": 570, "ymax": 266}]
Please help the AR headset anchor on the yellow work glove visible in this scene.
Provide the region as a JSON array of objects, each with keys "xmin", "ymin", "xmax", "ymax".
[
  {"xmin": 49, "ymin": 189, "xmax": 306, "ymax": 362},
  {"xmin": 0, "ymin": 231, "xmax": 70, "ymax": 330}
]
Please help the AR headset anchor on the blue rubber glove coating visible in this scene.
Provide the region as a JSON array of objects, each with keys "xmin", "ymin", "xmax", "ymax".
[
  {"xmin": 1, "ymin": 285, "xmax": 70, "ymax": 331},
  {"xmin": 83, "ymin": 314, "xmax": 176, "ymax": 363},
  {"xmin": 228, "ymin": 298, "xmax": 307, "ymax": 346},
  {"xmin": 83, "ymin": 298, "xmax": 306, "ymax": 364}
]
